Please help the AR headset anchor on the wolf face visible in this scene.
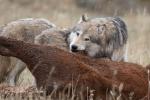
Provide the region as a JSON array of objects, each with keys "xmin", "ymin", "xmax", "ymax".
[
  {"xmin": 68, "ymin": 15, "xmax": 128, "ymax": 61},
  {"xmin": 69, "ymin": 24, "xmax": 107, "ymax": 57}
]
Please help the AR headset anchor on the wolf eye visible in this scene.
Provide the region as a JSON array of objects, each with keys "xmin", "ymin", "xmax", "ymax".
[
  {"xmin": 84, "ymin": 38, "xmax": 90, "ymax": 41},
  {"xmin": 76, "ymin": 32, "xmax": 80, "ymax": 36}
]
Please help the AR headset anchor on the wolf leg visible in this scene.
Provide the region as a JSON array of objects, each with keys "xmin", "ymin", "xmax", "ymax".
[{"xmin": 7, "ymin": 60, "xmax": 26, "ymax": 86}]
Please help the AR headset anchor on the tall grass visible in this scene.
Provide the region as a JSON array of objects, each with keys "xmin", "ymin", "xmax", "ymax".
[{"xmin": 124, "ymin": 9, "xmax": 150, "ymax": 66}]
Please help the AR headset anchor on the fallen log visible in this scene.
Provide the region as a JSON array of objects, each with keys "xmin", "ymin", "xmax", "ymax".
[{"xmin": 0, "ymin": 36, "xmax": 148, "ymax": 100}]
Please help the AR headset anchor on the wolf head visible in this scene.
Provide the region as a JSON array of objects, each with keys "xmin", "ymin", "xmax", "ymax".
[
  {"xmin": 68, "ymin": 15, "xmax": 127, "ymax": 58},
  {"xmin": 68, "ymin": 16, "xmax": 111, "ymax": 57}
]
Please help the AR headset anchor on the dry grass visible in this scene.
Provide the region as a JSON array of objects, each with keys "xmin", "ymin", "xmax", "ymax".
[
  {"xmin": 0, "ymin": 69, "xmax": 143, "ymax": 100},
  {"xmin": 0, "ymin": 0, "xmax": 149, "ymax": 98},
  {"xmin": 124, "ymin": 10, "xmax": 150, "ymax": 66}
]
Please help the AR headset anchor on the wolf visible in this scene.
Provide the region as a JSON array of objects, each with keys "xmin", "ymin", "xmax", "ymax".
[
  {"xmin": 68, "ymin": 15, "xmax": 128, "ymax": 61},
  {"xmin": 0, "ymin": 18, "xmax": 55, "ymax": 86},
  {"xmin": 34, "ymin": 27, "xmax": 69, "ymax": 51}
]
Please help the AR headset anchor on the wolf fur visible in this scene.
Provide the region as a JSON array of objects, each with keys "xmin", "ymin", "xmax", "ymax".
[
  {"xmin": 68, "ymin": 15, "xmax": 128, "ymax": 61},
  {"xmin": 0, "ymin": 18, "xmax": 55, "ymax": 86},
  {"xmin": 35, "ymin": 27, "xmax": 68, "ymax": 51}
]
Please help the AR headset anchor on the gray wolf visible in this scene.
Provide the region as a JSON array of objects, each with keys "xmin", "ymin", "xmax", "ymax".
[
  {"xmin": 0, "ymin": 18, "xmax": 55, "ymax": 86},
  {"xmin": 34, "ymin": 27, "xmax": 68, "ymax": 51},
  {"xmin": 68, "ymin": 15, "xmax": 128, "ymax": 61}
]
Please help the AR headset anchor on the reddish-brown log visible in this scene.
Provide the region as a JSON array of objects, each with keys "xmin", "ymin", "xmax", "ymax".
[{"xmin": 0, "ymin": 36, "xmax": 148, "ymax": 100}]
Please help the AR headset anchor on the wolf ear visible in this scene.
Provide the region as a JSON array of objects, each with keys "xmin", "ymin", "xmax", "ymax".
[{"xmin": 78, "ymin": 14, "xmax": 88, "ymax": 23}]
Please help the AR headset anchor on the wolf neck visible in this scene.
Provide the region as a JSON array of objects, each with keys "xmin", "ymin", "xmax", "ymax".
[{"xmin": 0, "ymin": 37, "xmax": 40, "ymax": 70}]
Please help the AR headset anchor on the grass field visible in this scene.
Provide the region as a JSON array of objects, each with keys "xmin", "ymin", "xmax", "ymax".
[{"xmin": 0, "ymin": 0, "xmax": 149, "ymax": 90}]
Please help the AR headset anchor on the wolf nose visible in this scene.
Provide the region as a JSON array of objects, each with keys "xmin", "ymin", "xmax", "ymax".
[{"xmin": 71, "ymin": 45, "xmax": 78, "ymax": 52}]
